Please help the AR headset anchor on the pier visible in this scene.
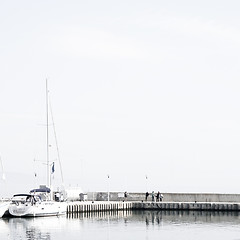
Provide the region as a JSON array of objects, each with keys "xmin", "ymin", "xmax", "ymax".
[
  {"xmin": 66, "ymin": 192, "xmax": 240, "ymax": 214},
  {"xmin": 66, "ymin": 201, "xmax": 240, "ymax": 213}
]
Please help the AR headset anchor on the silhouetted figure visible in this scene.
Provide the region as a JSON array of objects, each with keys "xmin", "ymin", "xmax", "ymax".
[
  {"xmin": 156, "ymin": 191, "xmax": 160, "ymax": 202},
  {"xmin": 152, "ymin": 191, "xmax": 155, "ymax": 202},
  {"xmin": 145, "ymin": 192, "xmax": 149, "ymax": 201},
  {"xmin": 160, "ymin": 193, "xmax": 163, "ymax": 202},
  {"xmin": 124, "ymin": 191, "xmax": 127, "ymax": 201}
]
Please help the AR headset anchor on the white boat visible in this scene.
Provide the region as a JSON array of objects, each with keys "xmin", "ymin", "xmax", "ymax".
[
  {"xmin": 9, "ymin": 192, "xmax": 66, "ymax": 217},
  {"xmin": 0, "ymin": 201, "xmax": 10, "ymax": 217},
  {"xmin": 9, "ymin": 80, "xmax": 67, "ymax": 217}
]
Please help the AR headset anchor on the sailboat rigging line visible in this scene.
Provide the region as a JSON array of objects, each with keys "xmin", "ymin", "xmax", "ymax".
[
  {"xmin": 0, "ymin": 156, "xmax": 5, "ymax": 181},
  {"xmin": 46, "ymin": 79, "xmax": 50, "ymax": 188},
  {"xmin": 49, "ymin": 96, "xmax": 64, "ymax": 184},
  {"xmin": 0, "ymin": 157, "xmax": 3, "ymax": 172}
]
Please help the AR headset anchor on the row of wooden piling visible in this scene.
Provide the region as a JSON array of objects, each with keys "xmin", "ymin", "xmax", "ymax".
[
  {"xmin": 67, "ymin": 201, "xmax": 240, "ymax": 214},
  {"xmin": 67, "ymin": 201, "xmax": 132, "ymax": 213}
]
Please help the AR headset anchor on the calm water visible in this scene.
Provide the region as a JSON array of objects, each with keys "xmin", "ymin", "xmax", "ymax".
[{"xmin": 1, "ymin": 210, "xmax": 240, "ymax": 240}]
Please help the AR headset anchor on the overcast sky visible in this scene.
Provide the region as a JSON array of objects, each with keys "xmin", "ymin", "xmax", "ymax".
[{"xmin": 1, "ymin": 0, "xmax": 240, "ymax": 197}]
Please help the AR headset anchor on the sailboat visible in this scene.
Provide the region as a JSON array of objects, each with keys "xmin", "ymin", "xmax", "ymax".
[
  {"xmin": 0, "ymin": 202, "xmax": 9, "ymax": 217},
  {"xmin": 9, "ymin": 191, "xmax": 66, "ymax": 217},
  {"xmin": 9, "ymin": 80, "xmax": 67, "ymax": 217}
]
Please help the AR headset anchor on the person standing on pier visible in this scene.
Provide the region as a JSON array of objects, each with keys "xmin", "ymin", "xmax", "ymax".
[
  {"xmin": 145, "ymin": 192, "xmax": 149, "ymax": 201},
  {"xmin": 160, "ymin": 193, "xmax": 163, "ymax": 201},
  {"xmin": 156, "ymin": 191, "xmax": 160, "ymax": 202},
  {"xmin": 152, "ymin": 191, "xmax": 155, "ymax": 202},
  {"xmin": 124, "ymin": 191, "xmax": 128, "ymax": 201}
]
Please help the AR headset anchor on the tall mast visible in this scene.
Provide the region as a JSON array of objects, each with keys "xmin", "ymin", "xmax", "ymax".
[{"xmin": 46, "ymin": 79, "xmax": 50, "ymax": 187}]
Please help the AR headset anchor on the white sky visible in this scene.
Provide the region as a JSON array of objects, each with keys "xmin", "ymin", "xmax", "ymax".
[{"xmin": 1, "ymin": 0, "xmax": 240, "ymax": 196}]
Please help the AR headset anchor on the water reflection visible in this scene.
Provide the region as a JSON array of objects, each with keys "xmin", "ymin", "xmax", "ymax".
[
  {"xmin": 1, "ymin": 210, "xmax": 240, "ymax": 240},
  {"xmin": 68, "ymin": 210, "xmax": 240, "ymax": 226},
  {"xmin": 1, "ymin": 216, "xmax": 67, "ymax": 240},
  {"xmin": 137, "ymin": 210, "xmax": 240, "ymax": 227},
  {"xmin": 8, "ymin": 218, "xmax": 47, "ymax": 240}
]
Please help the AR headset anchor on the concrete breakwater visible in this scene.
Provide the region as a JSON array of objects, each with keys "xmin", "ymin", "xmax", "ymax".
[
  {"xmin": 65, "ymin": 192, "xmax": 240, "ymax": 214},
  {"xmin": 66, "ymin": 201, "xmax": 240, "ymax": 213},
  {"xmin": 87, "ymin": 192, "xmax": 240, "ymax": 203},
  {"xmin": 133, "ymin": 202, "xmax": 240, "ymax": 211}
]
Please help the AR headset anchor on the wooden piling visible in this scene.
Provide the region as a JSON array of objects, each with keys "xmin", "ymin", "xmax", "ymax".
[{"xmin": 67, "ymin": 201, "xmax": 133, "ymax": 214}]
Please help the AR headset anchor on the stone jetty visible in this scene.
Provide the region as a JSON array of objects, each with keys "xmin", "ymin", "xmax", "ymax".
[
  {"xmin": 133, "ymin": 202, "xmax": 240, "ymax": 211},
  {"xmin": 66, "ymin": 201, "xmax": 240, "ymax": 213},
  {"xmin": 66, "ymin": 192, "xmax": 240, "ymax": 213}
]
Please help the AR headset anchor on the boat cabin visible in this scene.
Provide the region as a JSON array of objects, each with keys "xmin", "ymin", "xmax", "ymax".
[
  {"xmin": 30, "ymin": 187, "xmax": 51, "ymax": 201},
  {"xmin": 11, "ymin": 194, "xmax": 41, "ymax": 205}
]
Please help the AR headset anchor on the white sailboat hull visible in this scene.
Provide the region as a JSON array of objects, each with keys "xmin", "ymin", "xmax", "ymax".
[
  {"xmin": 9, "ymin": 201, "xmax": 67, "ymax": 217},
  {"xmin": 0, "ymin": 202, "xmax": 10, "ymax": 217}
]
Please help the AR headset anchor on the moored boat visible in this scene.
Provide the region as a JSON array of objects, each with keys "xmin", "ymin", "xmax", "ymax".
[
  {"xmin": 0, "ymin": 201, "xmax": 10, "ymax": 217},
  {"xmin": 9, "ymin": 186, "xmax": 66, "ymax": 217},
  {"xmin": 9, "ymin": 80, "xmax": 67, "ymax": 217},
  {"xmin": 9, "ymin": 192, "xmax": 66, "ymax": 217}
]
